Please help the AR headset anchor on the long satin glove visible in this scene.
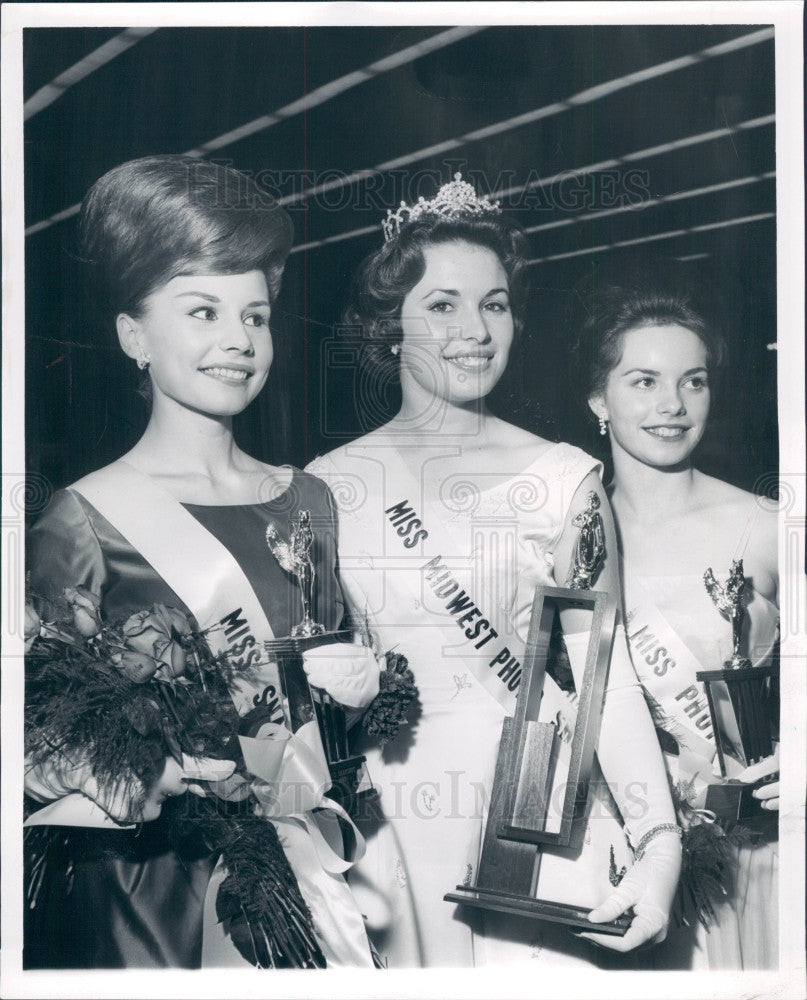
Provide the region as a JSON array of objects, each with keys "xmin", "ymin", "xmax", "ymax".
[
  {"xmin": 302, "ymin": 643, "xmax": 381, "ymax": 710},
  {"xmin": 580, "ymin": 832, "xmax": 682, "ymax": 951},
  {"xmin": 25, "ymin": 752, "xmax": 235, "ymax": 824},
  {"xmin": 563, "ymin": 628, "xmax": 682, "ymax": 950}
]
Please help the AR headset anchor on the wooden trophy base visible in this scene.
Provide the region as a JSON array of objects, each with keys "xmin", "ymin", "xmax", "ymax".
[
  {"xmin": 444, "ymin": 886, "xmax": 631, "ymax": 936},
  {"xmin": 704, "ymin": 778, "xmax": 776, "ymax": 825},
  {"xmin": 444, "ymin": 719, "xmax": 631, "ymax": 937},
  {"xmin": 696, "ymin": 663, "xmax": 779, "ymax": 777}
]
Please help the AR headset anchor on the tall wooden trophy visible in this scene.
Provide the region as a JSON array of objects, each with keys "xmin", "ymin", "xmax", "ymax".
[
  {"xmin": 445, "ymin": 493, "xmax": 630, "ymax": 935},
  {"xmin": 264, "ymin": 511, "xmax": 372, "ymax": 810},
  {"xmin": 696, "ymin": 559, "xmax": 779, "ymax": 820}
]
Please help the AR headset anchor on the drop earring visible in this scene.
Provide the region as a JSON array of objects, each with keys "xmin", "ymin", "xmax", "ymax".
[
  {"xmin": 598, "ymin": 415, "xmax": 608, "ymax": 436},
  {"xmin": 136, "ymin": 349, "xmax": 151, "ymax": 371},
  {"xmin": 390, "ymin": 343, "xmax": 400, "ymax": 356}
]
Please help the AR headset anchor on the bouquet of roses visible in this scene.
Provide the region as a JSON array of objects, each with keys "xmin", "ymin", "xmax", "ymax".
[
  {"xmin": 24, "ymin": 587, "xmax": 325, "ymax": 968},
  {"xmin": 25, "ymin": 589, "xmax": 243, "ymax": 807}
]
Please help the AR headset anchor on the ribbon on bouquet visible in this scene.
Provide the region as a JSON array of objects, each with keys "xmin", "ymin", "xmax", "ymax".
[
  {"xmin": 68, "ymin": 461, "xmax": 375, "ymax": 966},
  {"xmin": 200, "ymin": 718, "xmax": 369, "ymax": 968},
  {"xmin": 239, "ymin": 720, "xmax": 364, "ymax": 874}
]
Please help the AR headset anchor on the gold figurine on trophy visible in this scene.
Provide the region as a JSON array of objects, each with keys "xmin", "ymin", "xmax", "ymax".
[
  {"xmin": 703, "ymin": 559, "xmax": 751, "ymax": 670},
  {"xmin": 568, "ymin": 492, "xmax": 606, "ymax": 591},
  {"xmin": 265, "ymin": 510, "xmax": 371, "ymax": 808},
  {"xmin": 698, "ymin": 559, "xmax": 778, "ymax": 777},
  {"xmin": 266, "ymin": 510, "xmax": 326, "ymax": 637}
]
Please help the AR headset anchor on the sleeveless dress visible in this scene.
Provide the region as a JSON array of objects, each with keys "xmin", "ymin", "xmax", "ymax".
[
  {"xmin": 308, "ymin": 441, "xmax": 636, "ymax": 969},
  {"xmin": 24, "ymin": 467, "xmax": 364, "ymax": 969},
  {"xmin": 622, "ymin": 564, "xmax": 779, "ymax": 969}
]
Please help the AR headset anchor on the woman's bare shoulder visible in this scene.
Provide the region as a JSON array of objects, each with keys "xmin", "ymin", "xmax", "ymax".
[
  {"xmin": 696, "ymin": 471, "xmax": 775, "ymax": 519},
  {"xmin": 695, "ymin": 471, "xmax": 778, "ymax": 575},
  {"xmin": 489, "ymin": 419, "xmax": 556, "ymax": 454},
  {"xmin": 307, "ymin": 427, "xmax": 392, "ymax": 470}
]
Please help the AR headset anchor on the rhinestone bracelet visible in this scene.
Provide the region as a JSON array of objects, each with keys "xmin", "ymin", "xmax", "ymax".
[{"xmin": 634, "ymin": 823, "xmax": 683, "ymax": 860}]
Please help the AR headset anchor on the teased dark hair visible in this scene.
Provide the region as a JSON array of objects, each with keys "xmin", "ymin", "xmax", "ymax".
[
  {"xmin": 571, "ymin": 266, "xmax": 727, "ymax": 400},
  {"xmin": 344, "ymin": 213, "xmax": 530, "ymax": 376},
  {"xmin": 79, "ymin": 155, "xmax": 293, "ymax": 324}
]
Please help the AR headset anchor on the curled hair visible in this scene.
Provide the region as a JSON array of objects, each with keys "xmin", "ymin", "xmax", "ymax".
[
  {"xmin": 344, "ymin": 213, "xmax": 530, "ymax": 376},
  {"xmin": 79, "ymin": 155, "xmax": 293, "ymax": 325},
  {"xmin": 571, "ymin": 265, "xmax": 727, "ymax": 400}
]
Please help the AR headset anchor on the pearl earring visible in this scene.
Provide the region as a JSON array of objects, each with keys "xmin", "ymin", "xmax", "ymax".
[
  {"xmin": 390, "ymin": 343, "xmax": 400, "ymax": 356},
  {"xmin": 598, "ymin": 415, "xmax": 608, "ymax": 436}
]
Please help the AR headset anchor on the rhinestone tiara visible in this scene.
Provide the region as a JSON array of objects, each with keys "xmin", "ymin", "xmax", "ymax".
[{"xmin": 382, "ymin": 173, "xmax": 501, "ymax": 243}]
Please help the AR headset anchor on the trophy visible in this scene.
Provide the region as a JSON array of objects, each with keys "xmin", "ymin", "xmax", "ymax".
[
  {"xmin": 264, "ymin": 511, "xmax": 372, "ymax": 809},
  {"xmin": 444, "ymin": 492, "xmax": 631, "ymax": 935},
  {"xmin": 696, "ymin": 559, "xmax": 779, "ymax": 820}
]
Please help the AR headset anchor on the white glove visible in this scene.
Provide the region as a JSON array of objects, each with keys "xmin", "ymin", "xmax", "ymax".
[
  {"xmin": 563, "ymin": 628, "xmax": 682, "ymax": 951},
  {"xmin": 302, "ymin": 643, "xmax": 381, "ymax": 710},
  {"xmin": 739, "ymin": 745, "xmax": 780, "ymax": 811},
  {"xmin": 25, "ymin": 752, "xmax": 235, "ymax": 824},
  {"xmin": 581, "ymin": 831, "xmax": 681, "ymax": 950}
]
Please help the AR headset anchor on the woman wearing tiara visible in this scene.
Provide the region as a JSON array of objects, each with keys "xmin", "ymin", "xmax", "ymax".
[
  {"xmin": 24, "ymin": 156, "xmax": 377, "ymax": 969},
  {"xmin": 576, "ymin": 271, "xmax": 779, "ymax": 968},
  {"xmin": 306, "ymin": 176, "xmax": 682, "ymax": 967}
]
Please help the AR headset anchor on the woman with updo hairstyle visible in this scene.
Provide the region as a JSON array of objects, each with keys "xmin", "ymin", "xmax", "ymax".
[
  {"xmin": 346, "ymin": 213, "xmax": 530, "ymax": 374},
  {"xmin": 79, "ymin": 155, "xmax": 292, "ymax": 324},
  {"xmin": 25, "ymin": 156, "xmax": 377, "ymax": 969},
  {"xmin": 575, "ymin": 267, "xmax": 779, "ymax": 968},
  {"xmin": 308, "ymin": 175, "xmax": 682, "ymax": 968}
]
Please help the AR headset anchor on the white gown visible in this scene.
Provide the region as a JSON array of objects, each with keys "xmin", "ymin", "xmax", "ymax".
[
  {"xmin": 622, "ymin": 567, "xmax": 779, "ymax": 969},
  {"xmin": 308, "ymin": 441, "xmax": 635, "ymax": 968}
]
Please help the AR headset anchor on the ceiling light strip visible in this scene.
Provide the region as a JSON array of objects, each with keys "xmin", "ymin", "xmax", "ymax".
[
  {"xmin": 495, "ymin": 115, "xmax": 774, "ymax": 201},
  {"xmin": 25, "ymin": 26, "xmax": 483, "ymax": 236},
  {"xmin": 183, "ymin": 26, "xmax": 484, "ymax": 157},
  {"xmin": 283, "ymin": 117, "xmax": 774, "ymax": 252},
  {"xmin": 525, "ymin": 211, "xmax": 775, "ymax": 263},
  {"xmin": 24, "ymin": 27, "xmax": 158, "ymax": 119},
  {"xmin": 278, "ymin": 27, "xmax": 774, "ymax": 206},
  {"xmin": 524, "ymin": 170, "xmax": 776, "ymax": 234}
]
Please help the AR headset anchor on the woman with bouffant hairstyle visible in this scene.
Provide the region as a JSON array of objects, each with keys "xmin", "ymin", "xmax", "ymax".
[
  {"xmin": 25, "ymin": 156, "xmax": 376, "ymax": 969},
  {"xmin": 79, "ymin": 156, "xmax": 292, "ymax": 323}
]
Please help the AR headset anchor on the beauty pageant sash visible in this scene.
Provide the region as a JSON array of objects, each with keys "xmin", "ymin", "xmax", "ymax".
[
  {"xmin": 624, "ymin": 576, "xmax": 721, "ymax": 766},
  {"xmin": 316, "ymin": 445, "xmax": 632, "ymax": 908},
  {"xmin": 32, "ymin": 460, "xmax": 372, "ymax": 966},
  {"xmin": 323, "ymin": 446, "xmax": 580, "ymax": 722}
]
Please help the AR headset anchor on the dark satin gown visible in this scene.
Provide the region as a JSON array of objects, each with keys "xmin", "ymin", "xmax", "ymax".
[{"xmin": 25, "ymin": 468, "xmax": 344, "ymax": 969}]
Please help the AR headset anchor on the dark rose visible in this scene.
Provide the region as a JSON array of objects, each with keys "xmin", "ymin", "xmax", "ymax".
[
  {"xmin": 63, "ymin": 586, "xmax": 102, "ymax": 637},
  {"xmin": 24, "ymin": 603, "xmax": 41, "ymax": 652},
  {"xmin": 122, "ymin": 604, "xmax": 191, "ymax": 678},
  {"xmin": 113, "ymin": 648, "xmax": 161, "ymax": 683}
]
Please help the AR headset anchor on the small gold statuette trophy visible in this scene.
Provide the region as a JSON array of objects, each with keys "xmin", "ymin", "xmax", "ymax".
[
  {"xmin": 265, "ymin": 511, "xmax": 372, "ymax": 808},
  {"xmin": 266, "ymin": 510, "xmax": 325, "ymax": 638},
  {"xmin": 445, "ymin": 491, "xmax": 630, "ymax": 935},
  {"xmin": 697, "ymin": 559, "xmax": 779, "ymax": 819},
  {"xmin": 569, "ymin": 492, "xmax": 606, "ymax": 590}
]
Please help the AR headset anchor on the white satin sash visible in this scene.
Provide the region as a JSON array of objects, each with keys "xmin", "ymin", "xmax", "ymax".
[
  {"xmin": 349, "ymin": 450, "xmax": 578, "ymax": 725},
  {"xmin": 624, "ymin": 577, "xmax": 722, "ymax": 764},
  {"xmin": 317, "ymin": 447, "xmax": 631, "ymax": 906},
  {"xmin": 66, "ymin": 460, "xmax": 372, "ymax": 966}
]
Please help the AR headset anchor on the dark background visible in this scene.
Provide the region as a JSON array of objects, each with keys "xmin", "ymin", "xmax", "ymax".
[{"xmin": 24, "ymin": 24, "xmax": 777, "ymax": 507}]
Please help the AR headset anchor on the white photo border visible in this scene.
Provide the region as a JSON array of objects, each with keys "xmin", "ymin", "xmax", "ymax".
[{"xmin": 2, "ymin": 4, "xmax": 804, "ymax": 998}]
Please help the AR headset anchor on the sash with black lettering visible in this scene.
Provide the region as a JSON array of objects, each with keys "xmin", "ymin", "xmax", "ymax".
[
  {"xmin": 70, "ymin": 460, "xmax": 374, "ymax": 968},
  {"xmin": 313, "ymin": 446, "xmax": 632, "ymax": 911}
]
